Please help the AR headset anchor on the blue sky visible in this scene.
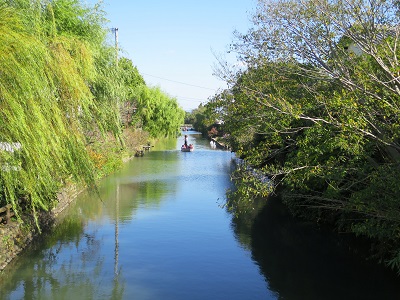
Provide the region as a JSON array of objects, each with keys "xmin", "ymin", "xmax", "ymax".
[{"xmin": 86, "ymin": 0, "xmax": 256, "ymax": 111}]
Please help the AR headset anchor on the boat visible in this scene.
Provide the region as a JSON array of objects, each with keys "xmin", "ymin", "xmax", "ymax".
[{"xmin": 181, "ymin": 144, "xmax": 194, "ymax": 152}]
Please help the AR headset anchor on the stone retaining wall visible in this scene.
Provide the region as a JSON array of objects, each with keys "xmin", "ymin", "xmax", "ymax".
[
  {"xmin": 0, "ymin": 220, "xmax": 35, "ymax": 271},
  {"xmin": 0, "ymin": 184, "xmax": 84, "ymax": 271},
  {"xmin": 0, "ymin": 143, "xmax": 146, "ymax": 272}
]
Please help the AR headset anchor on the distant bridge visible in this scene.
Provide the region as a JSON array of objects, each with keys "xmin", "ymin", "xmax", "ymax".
[{"xmin": 180, "ymin": 124, "xmax": 193, "ymax": 131}]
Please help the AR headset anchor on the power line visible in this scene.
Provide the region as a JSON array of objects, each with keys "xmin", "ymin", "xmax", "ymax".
[
  {"xmin": 177, "ymin": 96, "xmax": 205, "ymax": 102},
  {"xmin": 141, "ymin": 73, "xmax": 217, "ymax": 91}
]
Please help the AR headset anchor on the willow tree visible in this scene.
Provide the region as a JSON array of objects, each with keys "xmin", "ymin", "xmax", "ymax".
[
  {"xmin": 0, "ymin": 0, "xmax": 121, "ymax": 226},
  {"xmin": 212, "ymin": 0, "xmax": 400, "ymax": 270},
  {"xmin": 134, "ymin": 86, "xmax": 185, "ymax": 138}
]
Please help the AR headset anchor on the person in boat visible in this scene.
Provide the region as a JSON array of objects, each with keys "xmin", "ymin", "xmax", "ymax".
[{"xmin": 184, "ymin": 135, "xmax": 188, "ymax": 148}]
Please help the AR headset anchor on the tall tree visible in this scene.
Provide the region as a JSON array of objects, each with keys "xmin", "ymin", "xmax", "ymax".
[
  {"xmin": 134, "ymin": 86, "xmax": 185, "ymax": 138},
  {"xmin": 0, "ymin": 0, "xmax": 121, "ymax": 226},
  {"xmin": 212, "ymin": 0, "xmax": 400, "ymax": 270}
]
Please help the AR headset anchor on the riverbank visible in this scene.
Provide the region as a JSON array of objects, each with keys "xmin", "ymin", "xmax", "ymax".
[
  {"xmin": 0, "ymin": 184, "xmax": 85, "ymax": 271},
  {"xmin": 0, "ymin": 136, "xmax": 152, "ymax": 272},
  {"xmin": 211, "ymin": 137, "xmax": 230, "ymax": 150},
  {"xmin": 0, "ymin": 124, "xmax": 155, "ymax": 272},
  {"xmin": 0, "ymin": 136, "xmax": 276, "ymax": 299}
]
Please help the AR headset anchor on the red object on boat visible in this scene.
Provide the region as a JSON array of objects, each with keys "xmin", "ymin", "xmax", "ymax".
[{"xmin": 181, "ymin": 144, "xmax": 194, "ymax": 152}]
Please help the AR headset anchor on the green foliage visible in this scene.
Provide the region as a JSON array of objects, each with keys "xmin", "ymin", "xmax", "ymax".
[
  {"xmin": 118, "ymin": 57, "xmax": 145, "ymax": 98},
  {"xmin": 184, "ymin": 111, "xmax": 194, "ymax": 124},
  {"xmin": 87, "ymin": 134, "xmax": 124, "ymax": 179},
  {"xmin": 89, "ymin": 45, "xmax": 124, "ymax": 136},
  {"xmin": 0, "ymin": 1, "xmax": 125, "ymax": 228},
  {"xmin": 1, "ymin": 4, "xmax": 92, "ymax": 221},
  {"xmin": 0, "ymin": 0, "xmax": 184, "ymax": 234},
  {"xmin": 225, "ymin": 160, "xmax": 273, "ymax": 215},
  {"xmin": 209, "ymin": 0, "xmax": 400, "ymax": 271},
  {"xmin": 190, "ymin": 104, "xmax": 208, "ymax": 134},
  {"xmin": 134, "ymin": 85, "xmax": 185, "ymax": 138}
]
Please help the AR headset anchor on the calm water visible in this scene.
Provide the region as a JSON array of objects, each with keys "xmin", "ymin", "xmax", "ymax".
[{"xmin": 1, "ymin": 132, "xmax": 400, "ymax": 300}]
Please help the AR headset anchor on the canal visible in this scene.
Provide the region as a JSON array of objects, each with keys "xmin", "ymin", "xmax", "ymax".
[{"xmin": 1, "ymin": 132, "xmax": 400, "ymax": 299}]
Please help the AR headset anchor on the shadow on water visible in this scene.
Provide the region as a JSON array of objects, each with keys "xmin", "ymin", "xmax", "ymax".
[{"xmin": 230, "ymin": 194, "xmax": 400, "ymax": 299}]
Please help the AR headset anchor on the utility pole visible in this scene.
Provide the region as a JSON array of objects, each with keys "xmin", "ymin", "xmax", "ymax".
[{"xmin": 111, "ymin": 27, "xmax": 119, "ymax": 66}]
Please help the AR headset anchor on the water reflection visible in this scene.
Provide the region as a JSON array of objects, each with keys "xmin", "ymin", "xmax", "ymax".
[
  {"xmin": 229, "ymin": 194, "xmax": 400, "ymax": 299},
  {"xmin": 5, "ymin": 133, "xmax": 398, "ymax": 299},
  {"xmin": 0, "ymin": 216, "xmax": 125, "ymax": 300},
  {"xmin": 3, "ymin": 134, "xmax": 262, "ymax": 299}
]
